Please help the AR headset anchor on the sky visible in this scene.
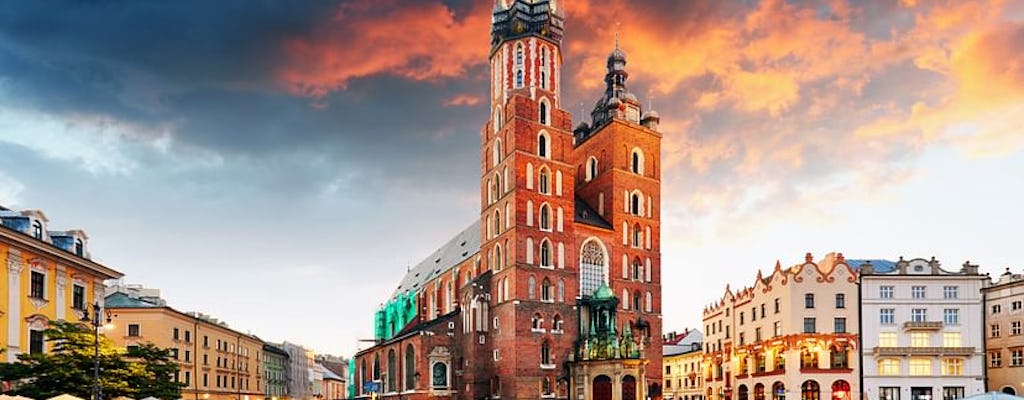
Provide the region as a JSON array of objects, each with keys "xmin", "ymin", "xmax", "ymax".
[{"xmin": 0, "ymin": 0, "xmax": 1022, "ymax": 357}]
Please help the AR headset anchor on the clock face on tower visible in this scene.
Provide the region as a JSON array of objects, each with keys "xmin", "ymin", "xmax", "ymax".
[{"xmin": 626, "ymin": 106, "xmax": 640, "ymax": 123}]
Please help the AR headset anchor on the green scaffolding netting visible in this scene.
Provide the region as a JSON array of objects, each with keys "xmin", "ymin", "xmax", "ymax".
[{"xmin": 373, "ymin": 290, "xmax": 419, "ymax": 341}]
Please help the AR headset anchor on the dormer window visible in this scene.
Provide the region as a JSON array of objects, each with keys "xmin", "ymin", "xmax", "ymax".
[
  {"xmin": 74, "ymin": 239, "xmax": 83, "ymax": 257},
  {"xmin": 32, "ymin": 221, "xmax": 42, "ymax": 240}
]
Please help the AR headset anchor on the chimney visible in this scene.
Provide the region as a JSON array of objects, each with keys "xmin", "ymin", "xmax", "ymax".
[
  {"xmin": 859, "ymin": 261, "xmax": 874, "ymax": 275},
  {"xmin": 962, "ymin": 261, "xmax": 979, "ymax": 275}
]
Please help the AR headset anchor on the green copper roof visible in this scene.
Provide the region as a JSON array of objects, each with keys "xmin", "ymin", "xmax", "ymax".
[{"xmin": 593, "ymin": 283, "xmax": 614, "ymax": 299}]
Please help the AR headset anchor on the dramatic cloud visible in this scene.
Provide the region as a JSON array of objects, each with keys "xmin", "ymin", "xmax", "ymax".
[{"xmin": 1, "ymin": 0, "xmax": 1021, "ymax": 355}]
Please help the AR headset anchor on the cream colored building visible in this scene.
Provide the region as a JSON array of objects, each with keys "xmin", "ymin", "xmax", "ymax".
[
  {"xmin": 1, "ymin": 207, "xmax": 123, "ymax": 361},
  {"xmin": 983, "ymin": 268, "xmax": 1024, "ymax": 395},
  {"xmin": 663, "ymin": 329, "xmax": 704, "ymax": 400},
  {"xmin": 859, "ymin": 258, "xmax": 986, "ymax": 400},
  {"xmin": 703, "ymin": 253, "xmax": 860, "ymax": 400},
  {"xmin": 105, "ymin": 288, "xmax": 264, "ymax": 400}
]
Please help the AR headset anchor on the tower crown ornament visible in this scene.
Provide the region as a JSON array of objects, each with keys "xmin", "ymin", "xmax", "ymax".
[{"xmin": 491, "ymin": 0, "xmax": 564, "ymax": 51}]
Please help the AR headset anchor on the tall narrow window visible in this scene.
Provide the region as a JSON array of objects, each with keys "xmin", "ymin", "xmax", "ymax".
[
  {"xmin": 631, "ymin": 193, "xmax": 642, "ymax": 215},
  {"xmin": 32, "ymin": 221, "xmax": 42, "ymax": 240},
  {"xmin": 579, "ymin": 239, "xmax": 607, "ymax": 297},
  {"xmin": 540, "ymin": 47, "xmax": 548, "ymax": 90},
  {"xmin": 586, "ymin": 157, "xmax": 598, "ymax": 181},
  {"xmin": 72, "ymin": 285, "xmax": 85, "ymax": 309},
  {"xmin": 30, "ymin": 271, "xmax": 45, "ymax": 299},
  {"xmin": 539, "ymin": 168, "xmax": 550, "ymax": 194},
  {"xmin": 541, "ymin": 278, "xmax": 552, "ymax": 302},
  {"xmin": 540, "ymin": 101, "xmax": 549, "ymax": 125},
  {"xmin": 74, "ymin": 239, "xmax": 83, "ymax": 256},
  {"xmin": 538, "ymin": 133, "xmax": 549, "ymax": 158},
  {"xmin": 516, "ymin": 70, "xmax": 523, "ymax": 88},
  {"xmin": 541, "ymin": 341, "xmax": 552, "ymax": 365},
  {"xmin": 631, "ymin": 149, "xmax": 644, "ymax": 174},
  {"xmin": 29, "ymin": 330, "xmax": 44, "ymax": 354},
  {"xmin": 540, "ymin": 204, "xmax": 551, "ymax": 230},
  {"xmin": 540, "ymin": 240, "xmax": 552, "ymax": 267}
]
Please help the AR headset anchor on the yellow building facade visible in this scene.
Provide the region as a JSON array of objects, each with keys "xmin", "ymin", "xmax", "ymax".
[
  {"xmin": 1, "ymin": 208, "xmax": 123, "ymax": 361},
  {"xmin": 105, "ymin": 291, "xmax": 264, "ymax": 400},
  {"xmin": 664, "ymin": 337, "xmax": 704, "ymax": 400}
]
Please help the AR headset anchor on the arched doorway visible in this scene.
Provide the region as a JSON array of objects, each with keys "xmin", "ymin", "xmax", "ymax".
[
  {"xmin": 623, "ymin": 375, "xmax": 638, "ymax": 400},
  {"xmin": 831, "ymin": 380, "xmax": 851, "ymax": 400},
  {"xmin": 739, "ymin": 385, "xmax": 749, "ymax": 400},
  {"xmin": 773, "ymin": 382, "xmax": 786, "ymax": 400},
  {"xmin": 594, "ymin": 375, "xmax": 613, "ymax": 400},
  {"xmin": 801, "ymin": 380, "xmax": 820, "ymax": 400},
  {"xmin": 1003, "ymin": 387, "xmax": 1017, "ymax": 395}
]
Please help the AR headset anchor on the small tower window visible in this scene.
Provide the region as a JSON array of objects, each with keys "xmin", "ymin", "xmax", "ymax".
[
  {"xmin": 541, "ymin": 341, "xmax": 552, "ymax": 365},
  {"xmin": 516, "ymin": 70, "xmax": 523, "ymax": 88},
  {"xmin": 631, "ymin": 148, "xmax": 645, "ymax": 175},
  {"xmin": 540, "ymin": 239, "xmax": 552, "ymax": 267},
  {"xmin": 630, "ymin": 192, "xmax": 643, "ymax": 215},
  {"xmin": 541, "ymin": 278, "xmax": 552, "ymax": 302},
  {"xmin": 538, "ymin": 168, "xmax": 551, "ymax": 194},
  {"xmin": 516, "ymin": 44, "xmax": 524, "ymax": 66},
  {"xmin": 586, "ymin": 157, "xmax": 598, "ymax": 181},
  {"xmin": 528, "ymin": 276, "xmax": 536, "ymax": 299},
  {"xmin": 493, "ymin": 139, "xmax": 502, "ymax": 167},
  {"xmin": 539, "ymin": 204, "xmax": 551, "ymax": 231},
  {"xmin": 539, "ymin": 101, "xmax": 549, "ymax": 125},
  {"xmin": 537, "ymin": 132, "xmax": 550, "ymax": 158},
  {"xmin": 540, "ymin": 47, "xmax": 548, "ymax": 90}
]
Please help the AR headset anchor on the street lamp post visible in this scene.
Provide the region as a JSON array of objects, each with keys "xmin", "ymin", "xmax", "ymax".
[{"xmin": 81, "ymin": 300, "xmax": 110, "ymax": 400}]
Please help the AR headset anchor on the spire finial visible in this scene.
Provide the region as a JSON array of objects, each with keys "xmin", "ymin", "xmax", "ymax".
[{"xmin": 614, "ymin": 22, "xmax": 621, "ymax": 50}]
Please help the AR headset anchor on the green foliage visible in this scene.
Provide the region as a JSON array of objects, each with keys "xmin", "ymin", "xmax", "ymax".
[{"xmin": 0, "ymin": 320, "xmax": 183, "ymax": 399}]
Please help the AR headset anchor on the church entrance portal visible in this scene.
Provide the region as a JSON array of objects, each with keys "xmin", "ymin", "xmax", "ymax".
[{"xmin": 594, "ymin": 375, "xmax": 612, "ymax": 400}]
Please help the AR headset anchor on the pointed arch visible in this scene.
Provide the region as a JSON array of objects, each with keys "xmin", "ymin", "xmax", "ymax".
[
  {"xmin": 539, "ymin": 97, "xmax": 551, "ymax": 125},
  {"xmin": 541, "ymin": 277, "xmax": 553, "ymax": 302},
  {"xmin": 503, "ymin": 167, "xmax": 510, "ymax": 193},
  {"xmin": 538, "ymin": 166, "xmax": 551, "ymax": 194},
  {"xmin": 557, "ymin": 241, "xmax": 565, "ymax": 269},
  {"xmin": 537, "ymin": 131, "xmax": 551, "ymax": 159},
  {"xmin": 540, "ymin": 47, "xmax": 549, "ymax": 90},
  {"xmin": 493, "ymin": 107, "xmax": 502, "ymax": 134},
  {"xmin": 632, "ymin": 223, "xmax": 642, "ymax": 248},
  {"xmin": 539, "ymin": 238, "xmax": 553, "ymax": 268},
  {"xmin": 493, "ymin": 209, "xmax": 502, "ymax": 237},
  {"xmin": 645, "ymin": 258, "xmax": 652, "ymax": 282},
  {"xmin": 630, "ymin": 190, "xmax": 644, "ymax": 216},
  {"xmin": 493, "ymin": 172, "xmax": 501, "ymax": 202},
  {"xmin": 645, "ymin": 226, "xmax": 652, "ymax": 249},
  {"xmin": 526, "ymin": 200, "xmax": 534, "ymax": 226},
  {"xmin": 526, "ymin": 163, "xmax": 534, "ymax": 189},
  {"xmin": 631, "ymin": 147, "xmax": 645, "ymax": 175},
  {"xmin": 494, "ymin": 244, "xmax": 503, "ymax": 271},
  {"xmin": 505, "ymin": 202, "xmax": 512, "ymax": 228},
  {"xmin": 622, "ymin": 289, "xmax": 630, "ymax": 310},
  {"xmin": 492, "ymin": 138, "xmax": 502, "ymax": 167},
  {"xmin": 580, "ymin": 238, "xmax": 609, "ymax": 297},
  {"xmin": 557, "ymin": 279, "xmax": 565, "ymax": 302},
  {"xmin": 586, "ymin": 156, "xmax": 598, "ymax": 181},
  {"xmin": 645, "ymin": 291, "xmax": 653, "ymax": 312},
  {"xmin": 555, "ymin": 170, "xmax": 562, "ymax": 195},
  {"xmin": 556, "ymin": 207, "xmax": 564, "ymax": 232},
  {"xmin": 528, "ymin": 275, "xmax": 536, "ymax": 299},
  {"xmin": 539, "ymin": 202, "xmax": 552, "ymax": 231},
  {"xmin": 526, "ymin": 237, "xmax": 535, "ymax": 265}
]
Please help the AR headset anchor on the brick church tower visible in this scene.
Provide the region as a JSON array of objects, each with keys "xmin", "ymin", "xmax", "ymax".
[
  {"xmin": 353, "ymin": 1, "xmax": 663, "ymax": 400},
  {"xmin": 481, "ymin": 0, "xmax": 578, "ymax": 398}
]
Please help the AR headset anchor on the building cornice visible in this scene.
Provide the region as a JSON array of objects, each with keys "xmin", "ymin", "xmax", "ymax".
[{"xmin": 1, "ymin": 227, "xmax": 123, "ymax": 280}]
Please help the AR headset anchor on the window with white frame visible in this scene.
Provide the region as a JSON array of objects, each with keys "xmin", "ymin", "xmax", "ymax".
[
  {"xmin": 912, "ymin": 286, "xmax": 926, "ymax": 299},
  {"xmin": 880, "ymin": 308, "xmax": 895, "ymax": 325},
  {"xmin": 879, "ymin": 332, "xmax": 897, "ymax": 347},
  {"xmin": 909, "ymin": 358, "xmax": 932, "ymax": 375},
  {"xmin": 944, "ymin": 309, "xmax": 960, "ymax": 325},
  {"xmin": 1013, "ymin": 321, "xmax": 1022, "ymax": 336},
  {"xmin": 990, "ymin": 351, "xmax": 1002, "ymax": 367},
  {"xmin": 878, "ymin": 359, "xmax": 900, "ymax": 376},
  {"xmin": 537, "ymin": 133, "xmax": 550, "ymax": 159},
  {"xmin": 911, "ymin": 308, "xmax": 927, "ymax": 322},
  {"xmin": 531, "ymin": 313, "xmax": 543, "ymax": 331},
  {"xmin": 941, "ymin": 358, "xmax": 963, "ymax": 375},
  {"xmin": 943, "ymin": 286, "xmax": 959, "ymax": 299},
  {"xmin": 1014, "ymin": 301, "xmax": 1023, "ymax": 311},
  {"xmin": 992, "ymin": 324, "xmax": 1002, "ymax": 337},
  {"xmin": 943, "ymin": 332, "xmax": 962, "ymax": 347},
  {"xmin": 880, "ymin": 285, "xmax": 894, "ymax": 299},
  {"xmin": 586, "ymin": 157, "xmax": 598, "ymax": 181},
  {"xmin": 910, "ymin": 332, "xmax": 929, "ymax": 347}
]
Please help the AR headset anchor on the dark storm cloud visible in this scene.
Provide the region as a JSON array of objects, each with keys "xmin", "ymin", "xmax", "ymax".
[{"xmin": 0, "ymin": 0, "xmax": 492, "ymax": 193}]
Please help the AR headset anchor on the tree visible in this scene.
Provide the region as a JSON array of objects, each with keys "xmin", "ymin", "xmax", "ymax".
[{"xmin": 0, "ymin": 321, "xmax": 183, "ymax": 399}]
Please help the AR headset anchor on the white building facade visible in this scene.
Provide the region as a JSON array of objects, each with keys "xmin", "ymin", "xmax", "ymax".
[{"xmin": 859, "ymin": 257, "xmax": 986, "ymax": 400}]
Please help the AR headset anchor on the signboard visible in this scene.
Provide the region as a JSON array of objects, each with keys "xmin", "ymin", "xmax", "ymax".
[{"xmin": 363, "ymin": 381, "xmax": 380, "ymax": 394}]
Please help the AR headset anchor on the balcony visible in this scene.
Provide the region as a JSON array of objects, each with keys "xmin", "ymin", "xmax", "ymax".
[
  {"xmin": 872, "ymin": 346, "xmax": 975, "ymax": 356},
  {"xmin": 903, "ymin": 321, "xmax": 943, "ymax": 331}
]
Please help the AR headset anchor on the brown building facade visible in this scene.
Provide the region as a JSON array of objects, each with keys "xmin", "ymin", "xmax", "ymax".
[
  {"xmin": 105, "ymin": 291, "xmax": 264, "ymax": 400},
  {"xmin": 354, "ymin": 1, "xmax": 664, "ymax": 400}
]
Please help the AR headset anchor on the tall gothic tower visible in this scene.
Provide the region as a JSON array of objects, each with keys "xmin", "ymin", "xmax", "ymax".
[{"xmin": 480, "ymin": 0, "xmax": 579, "ymax": 399}]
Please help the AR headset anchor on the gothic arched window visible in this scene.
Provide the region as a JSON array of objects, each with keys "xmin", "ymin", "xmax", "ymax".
[
  {"xmin": 405, "ymin": 344, "xmax": 416, "ymax": 391},
  {"xmin": 541, "ymin": 278, "xmax": 552, "ymax": 302},
  {"xmin": 538, "ymin": 167, "xmax": 551, "ymax": 194},
  {"xmin": 540, "ymin": 101, "xmax": 549, "ymax": 125},
  {"xmin": 538, "ymin": 132, "xmax": 550, "ymax": 159},
  {"xmin": 586, "ymin": 157, "xmax": 598, "ymax": 181},
  {"xmin": 631, "ymin": 148, "xmax": 644, "ymax": 175},
  {"xmin": 540, "ymin": 239, "xmax": 552, "ymax": 267},
  {"xmin": 540, "ymin": 47, "xmax": 548, "ymax": 90},
  {"xmin": 541, "ymin": 341, "xmax": 552, "ymax": 365},
  {"xmin": 528, "ymin": 276, "xmax": 536, "ymax": 299},
  {"xmin": 580, "ymin": 239, "xmax": 607, "ymax": 296},
  {"xmin": 539, "ymin": 203, "xmax": 551, "ymax": 230},
  {"xmin": 631, "ymin": 192, "xmax": 642, "ymax": 215},
  {"xmin": 387, "ymin": 349, "xmax": 397, "ymax": 392}
]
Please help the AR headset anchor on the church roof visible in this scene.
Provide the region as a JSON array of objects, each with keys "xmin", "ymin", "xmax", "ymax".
[
  {"xmin": 391, "ymin": 220, "xmax": 481, "ymax": 300},
  {"xmin": 574, "ymin": 197, "xmax": 612, "ymax": 229}
]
